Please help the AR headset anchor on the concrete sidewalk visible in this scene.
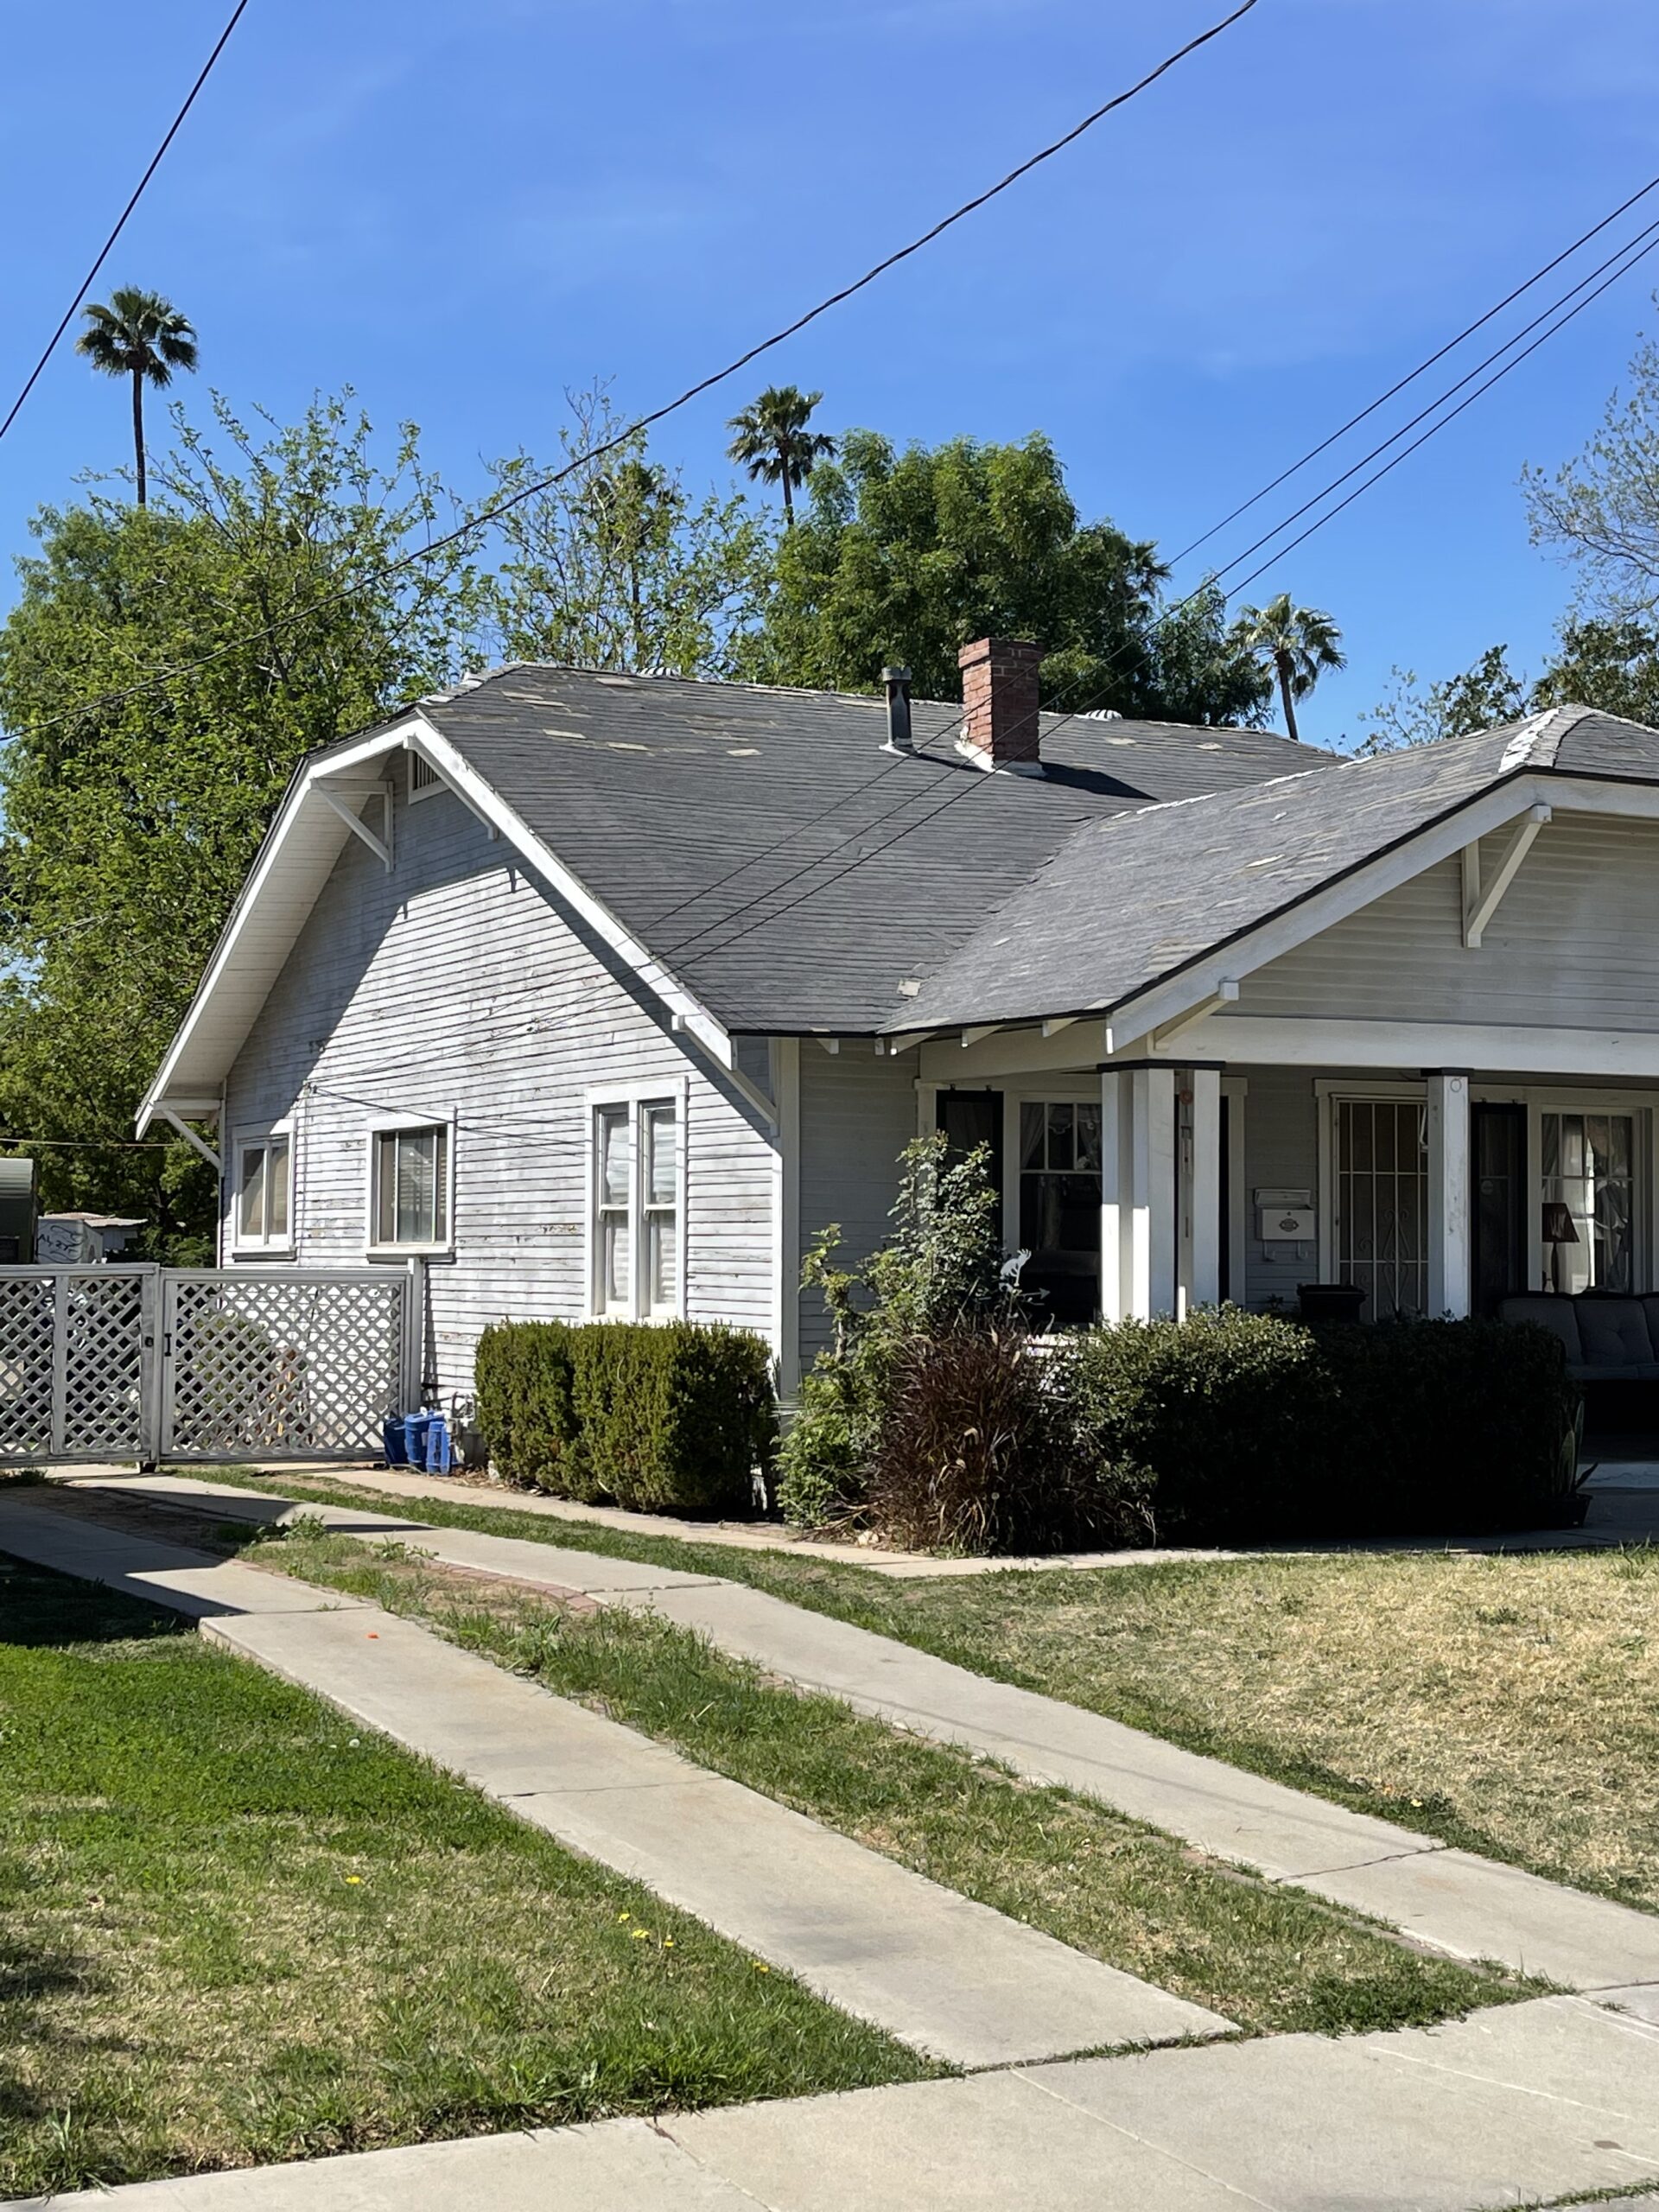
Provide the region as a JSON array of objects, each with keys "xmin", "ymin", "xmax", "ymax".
[
  {"xmin": 0, "ymin": 1489, "xmax": 1227, "ymax": 2068},
  {"xmin": 55, "ymin": 1465, "xmax": 1659, "ymax": 1996},
  {"xmin": 13, "ymin": 1996, "xmax": 1659, "ymax": 2211}
]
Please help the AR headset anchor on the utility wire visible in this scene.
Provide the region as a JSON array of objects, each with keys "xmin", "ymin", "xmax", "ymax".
[
  {"xmin": 13, "ymin": 0, "xmax": 1260, "ymax": 741},
  {"xmin": 661, "ymin": 221, "xmax": 1659, "ymax": 976},
  {"xmin": 1168, "ymin": 166, "xmax": 1659, "ymax": 569},
  {"xmin": 0, "ymin": 0, "xmax": 251, "ymax": 451},
  {"xmin": 649, "ymin": 189, "xmax": 1659, "ymax": 957}
]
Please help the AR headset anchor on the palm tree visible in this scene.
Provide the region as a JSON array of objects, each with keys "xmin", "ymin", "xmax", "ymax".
[
  {"xmin": 1232, "ymin": 592, "xmax": 1346, "ymax": 743},
  {"xmin": 726, "ymin": 385, "xmax": 836, "ymax": 524},
  {"xmin": 75, "ymin": 287, "xmax": 199, "ymax": 506}
]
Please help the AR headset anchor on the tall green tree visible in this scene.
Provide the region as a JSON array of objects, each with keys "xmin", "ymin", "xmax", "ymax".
[
  {"xmin": 486, "ymin": 385, "xmax": 772, "ymax": 676},
  {"xmin": 727, "ymin": 385, "xmax": 836, "ymax": 524},
  {"xmin": 74, "ymin": 287, "xmax": 198, "ymax": 507},
  {"xmin": 737, "ymin": 429, "xmax": 1272, "ymax": 723},
  {"xmin": 1230, "ymin": 593, "xmax": 1346, "ymax": 744},
  {"xmin": 1355, "ymin": 645, "xmax": 1528, "ymax": 755},
  {"xmin": 0, "ymin": 391, "xmax": 484, "ymax": 1250}
]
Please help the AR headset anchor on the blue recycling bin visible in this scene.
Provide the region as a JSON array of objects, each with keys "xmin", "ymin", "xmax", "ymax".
[
  {"xmin": 382, "ymin": 1415, "xmax": 410, "ymax": 1466},
  {"xmin": 424, "ymin": 1414, "xmax": 453, "ymax": 1475},
  {"xmin": 403, "ymin": 1413, "xmax": 435, "ymax": 1468}
]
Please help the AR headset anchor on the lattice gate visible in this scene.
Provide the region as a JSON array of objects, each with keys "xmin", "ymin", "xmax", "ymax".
[{"xmin": 0, "ymin": 1265, "xmax": 414, "ymax": 1464}]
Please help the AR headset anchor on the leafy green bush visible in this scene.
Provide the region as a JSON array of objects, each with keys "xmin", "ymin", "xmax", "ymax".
[
  {"xmin": 473, "ymin": 1320, "xmax": 577, "ymax": 1493},
  {"xmin": 474, "ymin": 1318, "xmax": 775, "ymax": 1516},
  {"xmin": 1064, "ymin": 1308, "xmax": 1581, "ymax": 1545}
]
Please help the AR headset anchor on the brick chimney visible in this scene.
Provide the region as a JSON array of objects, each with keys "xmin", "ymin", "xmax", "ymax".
[{"xmin": 957, "ymin": 637, "xmax": 1045, "ymax": 774}]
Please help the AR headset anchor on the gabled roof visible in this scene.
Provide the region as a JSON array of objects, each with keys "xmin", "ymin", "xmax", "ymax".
[
  {"xmin": 414, "ymin": 667, "xmax": 1327, "ymax": 1033},
  {"xmin": 139, "ymin": 665, "xmax": 1327, "ymax": 1125},
  {"xmin": 893, "ymin": 704, "xmax": 1659, "ymax": 1033},
  {"xmin": 143, "ymin": 665, "xmax": 1659, "ymax": 1133}
]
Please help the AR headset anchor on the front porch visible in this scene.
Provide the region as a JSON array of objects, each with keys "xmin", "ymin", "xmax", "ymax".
[{"xmin": 918, "ymin": 1035, "xmax": 1659, "ymax": 1327}]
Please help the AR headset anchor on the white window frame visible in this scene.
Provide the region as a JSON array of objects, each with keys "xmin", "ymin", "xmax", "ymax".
[
  {"xmin": 231, "ymin": 1122, "xmax": 295, "ymax": 1255},
  {"xmin": 365, "ymin": 1112, "xmax": 455, "ymax": 1257},
  {"xmin": 585, "ymin": 1079, "xmax": 689, "ymax": 1321}
]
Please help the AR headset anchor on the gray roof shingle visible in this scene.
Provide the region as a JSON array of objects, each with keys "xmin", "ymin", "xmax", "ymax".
[
  {"xmin": 896, "ymin": 703, "xmax": 1659, "ymax": 1032},
  {"xmin": 415, "ymin": 675, "xmax": 1659, "ymax": 1039},
  {"xmin": 419, "ymin": 665, "xmax": 1327, "ymax": 1033}
]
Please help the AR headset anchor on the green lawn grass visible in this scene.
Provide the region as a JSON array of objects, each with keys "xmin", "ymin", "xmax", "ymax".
[
  {"xmin": 224, "ymin": 1471, "xmax": 1659, "ymax": 1914},
  {"xmin": 0, "ymin": 1552, "xmax": 924, "ymax": 2200},
  {"xmin": 247, "ymin": 1522, "xmax": 1526, "ymax": 2039}
]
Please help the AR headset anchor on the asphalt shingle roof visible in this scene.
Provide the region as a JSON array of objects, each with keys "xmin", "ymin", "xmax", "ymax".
[
  {"xmin": 897, "ymin": 703, "xmax": 1659, "ymax": 1032},
  {"xmin": 419, "ymin": 665, "xmax": 1327, "ymax": 1033},
  {"xmin": 416, "ymin": 676, "xmax": 1659, "ymax": 1039}
]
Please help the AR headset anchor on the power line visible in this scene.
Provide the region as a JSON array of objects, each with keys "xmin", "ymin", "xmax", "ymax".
[
  {"xmin": 1224, "ymin": 221, "xmax": 1659, "ymax": 602},
  {"xmin": 0, "ymin": 0, "xmax": 251, "ymax": 453},
  {"xmin": 13, "ymin": 0, "xmax": 1261, "ymax": 742},
  {"xmin": 652, "ymin": 194, "xmax": 1659, "ymax": 962},
  {"xmin": 1168, "ymin": 166, "xmax": 1659, "ymax": 569},
  {"xmin": 660, "ymin": 219, "xmax": 1659, "ymax": 976}
]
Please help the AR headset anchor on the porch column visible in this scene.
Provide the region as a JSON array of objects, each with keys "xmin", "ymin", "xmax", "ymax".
[
  {"xmin": 1130, "ymin": 1065, "xmax": 1178, "ymax": 1320},
  {"xmin": 1426, "ymin": 1071, "xmax": 1471, "ymax": 1319},
  {"xmin": 1100, "ymin": 1070, "xmax": 1130, "ymax": 1322},
  {"xmin": 1183, "ymin": 1066, "xmax": 1223, "ymax": 1314}
]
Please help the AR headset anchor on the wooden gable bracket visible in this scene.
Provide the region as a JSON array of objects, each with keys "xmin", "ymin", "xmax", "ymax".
[
  {"xmin": 317, "ymin": 785, "xmax": 393, "ymax": 871},
  {"xmin": 961, "ymin": 1024, "xmax": 1003, "ymax": 1047},
  {"xmin": 1461, "ymin": 802, "xmax": 1551, "ymax": 950},
  {"xmin": 1151, "ymin": 978, "xmax": 1239, "ymax": 1052}
]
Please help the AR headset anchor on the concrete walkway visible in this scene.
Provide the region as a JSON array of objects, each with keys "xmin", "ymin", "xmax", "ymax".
[
  {"xmin": 13, "ymin": 1994, "xmax": 1659, "ymax": 2211},
  {"xmin": 0, "ymin": 1488, "xmax": 1227, "ymax": 2068},
  {"xmin": 51, "ymin": 1467, "xmax": 1659, "ymax": 1995}
]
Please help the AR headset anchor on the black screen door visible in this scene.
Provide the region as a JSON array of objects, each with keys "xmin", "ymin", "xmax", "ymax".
[{"xmin": 1472, "ymin": 1103, "xmax": 1526, "ymax": 1314}]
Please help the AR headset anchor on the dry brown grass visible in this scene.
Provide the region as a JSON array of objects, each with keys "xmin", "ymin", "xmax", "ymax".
[{"xmin": 837, "ymin": 1547, "xmax": 1659, "ymax": 1909}]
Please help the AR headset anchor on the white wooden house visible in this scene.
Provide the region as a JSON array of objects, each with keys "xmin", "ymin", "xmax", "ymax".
[{"xmin": 138, "ymin": 652, "xmax": 1659, "ymax": 1402}]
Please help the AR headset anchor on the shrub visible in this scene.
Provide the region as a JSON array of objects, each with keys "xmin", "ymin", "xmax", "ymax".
[
  {"xmin": 473, "ymin": 1320, "xmax": 576, "ymax": 1492},
  {"xmin": 474, "ymin": 1318, "xmax": 775, "ymax": 1516},
  {"xmin": 1064, "ymin": 1307, "xmax": 1580, "ymax": 1545},
  {"xmin": 779, "ymin": 1135, "xmax": 1020, "ymax": 1529},
  {"xmin": 865, "ymin": 1325, "xmax": 1147, "ymax": 1555},
  {"xmin": 1060, "ymin": 1307, "xmax": 1333, "ymax": 1544}
]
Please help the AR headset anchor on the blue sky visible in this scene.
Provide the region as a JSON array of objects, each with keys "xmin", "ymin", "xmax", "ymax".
[{"xmin": 3, "ymin": 0, "xmax": 1658, "ymax": 745}]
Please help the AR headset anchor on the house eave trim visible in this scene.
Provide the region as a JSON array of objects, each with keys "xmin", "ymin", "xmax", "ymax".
[{"xmin": 138, "ymin": 709, "xmax": 738, "ymax": 1132}]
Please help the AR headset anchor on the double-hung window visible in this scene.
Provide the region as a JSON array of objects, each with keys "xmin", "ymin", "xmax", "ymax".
[
  {"xmin": 369, "ymin": 1122, "xmax": 451, "ymax": 1252},
  {"xmin": 592, "ymin": 1095, "xmax": 682, "ymax": 1318},
  {"xmin": 234, "ymin": 1131, "xmax": 291, "ymax": 1252}
]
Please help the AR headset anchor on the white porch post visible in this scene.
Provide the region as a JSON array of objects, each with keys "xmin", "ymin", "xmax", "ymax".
[
  {"xmin": 1130, "ymin": 1066, "xmax": 1178, "ymax": 1320},
  {"xmin": 1100, "ymin": 1070, "xmax": 1130, "ymax": 1323},
  {"xmin": 1426, "ymin": 1071, "xmax": 1471, "ymax": 1319},
  {"xmin": 1185, "ymin": 1067, "xmax": 1223, "ymax": 1314}
]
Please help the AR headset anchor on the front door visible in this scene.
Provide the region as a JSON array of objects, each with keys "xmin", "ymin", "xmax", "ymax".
[{"xmin": 936, "ymin": 1091, "xmax": 1103, "ymax": 1325}]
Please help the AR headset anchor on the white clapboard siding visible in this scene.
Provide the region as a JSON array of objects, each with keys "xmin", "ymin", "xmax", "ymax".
[
  {"xmin": 1234, "ymin": 1067, "xmax": 1321, "ymax": 1311},
  {"xmin": 796, "ymin": 1046, "xmax": 918, "ymax": 1371},
  {"xmin": 1237, "ymin": 812, "xmax": 1659, "ymax": 1028},
  {"xmin": 222, "ymin": 772, "xmax": 777, "ymax": 1401}
]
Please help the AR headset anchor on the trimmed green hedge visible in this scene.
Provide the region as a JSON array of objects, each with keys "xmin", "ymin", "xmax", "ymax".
[
  {"xmin": 474, "ymin": 1318, "xmax": 776, "ymax": 1516},
  {"xmin": 1061, "ymin": 1307, "xmax": 1582, "ymax": 1545}
]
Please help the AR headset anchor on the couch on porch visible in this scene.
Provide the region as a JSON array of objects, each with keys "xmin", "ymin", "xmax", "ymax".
[{"xmin": 1498, "ymin": 1294, "xmax": 1659, "ymax": 1382}]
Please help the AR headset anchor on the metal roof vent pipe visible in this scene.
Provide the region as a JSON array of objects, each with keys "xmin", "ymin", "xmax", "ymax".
[{"xmin": 881, "ymin": 665, "xmax": 913, "ymax": 753}]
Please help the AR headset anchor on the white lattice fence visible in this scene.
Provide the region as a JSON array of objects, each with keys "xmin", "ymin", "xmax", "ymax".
[
  {"xmin": 162, "ymin": 1270, "xmax": 409, "ymax": 1459},
  {"xmin": 0, "ymin": 1264, "xmax": 411, "ymax": 1463},
  {"xmin": 0, "ymin": 1268, "xmax": 153, "ymax": 1460}
]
